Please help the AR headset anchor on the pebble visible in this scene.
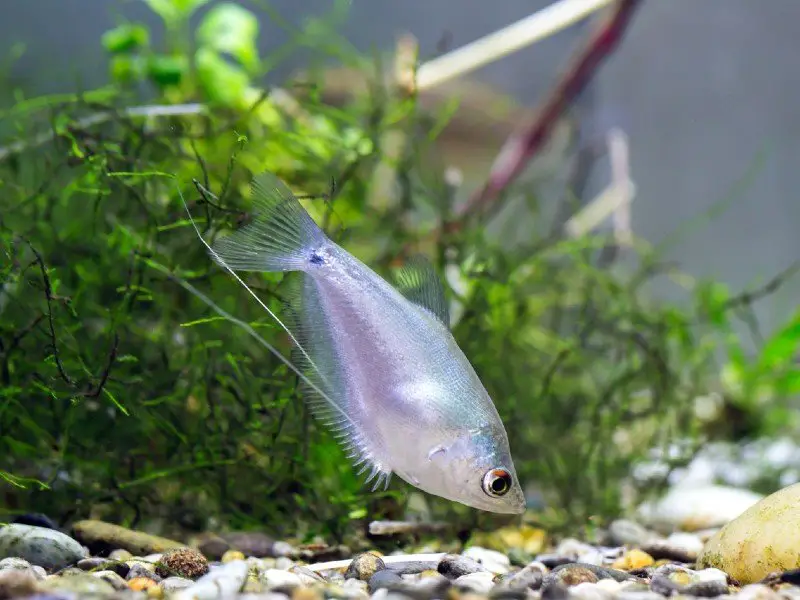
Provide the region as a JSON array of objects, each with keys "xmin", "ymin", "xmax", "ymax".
[
  {"xmin": 367, "ymin": 569, "xmax": 403, "ymax": 593},
  {"xmin": 454, "ymin": 570, "xmax": 496, "ymax": 594},
  {"xmin": 0, "ymin": 524, "xmax": 87, "ymax": 571},
  {"xmin": 272, "ymin": 541, "xmax": 296, "ymax": 558},
  {"xmin": 263, "ymin": 568, "xmax": 303, "ymax": 589},
  {"xmin": 89, "ymin": 568, "xmax": 128, "ymax": 590},
  {"xmin": 608, "ymin": 520, "xmax": 661, "ymax": 547},
  {"xmin": 161, "ymin": 576, "xmax": 195, "ymax": 592},
  {"xmin": 549, "ymin": 565, "xmax": 598, "ymax": 586},
  {"xmin": 698, "ymin": 482, "xmax": 800, "ymax": 583},
  {"xmin": 128, "ymin": 561, "xmax": 160, "ymax": 581},
  {"xmin": 739, "ymin": 583, "xmax": 783, "ymax": 600},
  {"xmin": 499, "ymin": 562, "xmax": 546, "ymax": 590},
  {"xmin": 109, "ymin": 549, "xmax": 133, "ymax": 562},
  {"xmin": 5, "ymin": 516, "xmax": 800, "ymax": 600},
  {"xmin": 617, "ymin": 592, "xmax": 667, "ymax": 600},
  {"xmin": 555, "ymin": 539, "xmax": 598, "ymax": 562},
  {"xmin": 637, "ymin": 484, "xmax": 764, "ymax": 533},
  {"xmin": 570, "ymin": 581, "xmax": 618, "ymax": 600},
  {"xmin": 462, "ymin": 546, "xmax": 510, "ymax": 574},
  {"xmin": 128, "ymin": 576, "xmax": 161, "ymax": 593},
  {"xmin": 552, "ymin": 563, "xmax": 637, "ymax": 584},
  {"xmin": 172, "ymin": 559, "xmax": 249, "ymax": 600},
  {"xmin": 340, "ymin": 577, "xmax": 370, "ymax": 599},
  {"xmin": 71, "ymin": 519, "xmax": 183, "ymax": 556},
  {"xmin": 156, "ymin": 547, "xmax": 209, "ymax": 579},
  {"xmin": 612, "ymin": 550, "xmax": 655, "ymax": 571},
  {"xmin": 38, "ymin": 571, "xmax": 117, "ymax": 595},
  {"xmin": 77, "ymin": 556, "xmax": 130, "ymax": 577},
  {"xmin": 0, "ymin": 557, "xmax": 34, "ymax": 572},
  {"xmin": 537, "ymin": 554, "xmax": 576, "ymax": 569},
  {"xmin": 223, "ymin": 550, "xmax": 246, "ymax": 563},
  {"xmin": 0, "ymin": 568, "xmax": 40, "ymax": 598},
  {"xmin": 289, "ymin": 565, "xmax": 327, "ymax": 586},
  {"xmin": 437, "ymin": 553, "xmax": 486, "ymax": 578}
]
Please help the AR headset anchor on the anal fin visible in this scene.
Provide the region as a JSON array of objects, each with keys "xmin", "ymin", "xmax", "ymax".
[{"xmin": 283, "ymin": 273, "xmax": 392, "ymax": 491}]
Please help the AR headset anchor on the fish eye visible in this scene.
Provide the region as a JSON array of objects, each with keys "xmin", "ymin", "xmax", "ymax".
[{"xmin": 481, "ymin": 468, "xmax": 512, "ymax": 497}]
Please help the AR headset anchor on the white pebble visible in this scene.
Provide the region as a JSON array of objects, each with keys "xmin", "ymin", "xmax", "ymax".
[
  {"xmin": 173, "ymin": 560, "xmax": 249, "ymax": 600},
  {"xmin": 271, "ymin": 541, "xmax": 295, "ymax": 557},
  {"xmin": 262, "ymin": 568, "xmax": 302, "ymax": 588},
  {"xmin": 570, "ymin": 581, "xmax": 616, "ymax": 600},
  {"xmin": 340, "ymin": 577, "xmax": 369, "ymax": 599},
  {"xmin": 596, "ymin": 579, "xmax": 622, "ymax": 592},
  {"xmin": 665, "ymin": 532, "xmax": 704, "ymax": 556},
  {"xmin": 454, "ymin": 571, "xmax": 495, "ymax": 594},
  {"xmin": 556, "ymin": 538, "xmax": 597, "ymax": 560},
  {"xmin": 737, "ymin": 584, "xmax": 780, "ymax": 600},
  {"xmin": 577, "ymin": 549, "xmax": 605, "ymax": 566},
  {"xmin": 693, "ymin": 567, "xmax": 728, "ymax": 584},
  {"xmin": 462, "ymin": 546, "xmax": 510, "ymax": 574}
]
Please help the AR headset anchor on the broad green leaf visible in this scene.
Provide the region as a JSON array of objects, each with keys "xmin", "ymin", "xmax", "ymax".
[
  {"xmin": 195, "ymin": 47, "xmax": 250, "ymax": 106},
  {"xmin": 146, "ymin": 54, "xmax": 188, "ymax": 87},
  {"xmin": 197, "ymin": 3, "xmax": 260, "ymax": 72},
  {"xmin": 102, "ymin": 23, "xmax": 149, "ymax": 54}
]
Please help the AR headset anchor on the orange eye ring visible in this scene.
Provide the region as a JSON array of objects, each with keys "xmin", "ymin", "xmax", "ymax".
[{"xmin": 481, "ymin": 468, "xmax": 512, "ymax": 497}]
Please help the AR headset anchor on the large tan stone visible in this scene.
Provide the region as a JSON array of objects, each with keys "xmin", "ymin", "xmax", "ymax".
[{"xmin": 697, "ymin": 483, "xmax": 800, "ymax": 583}]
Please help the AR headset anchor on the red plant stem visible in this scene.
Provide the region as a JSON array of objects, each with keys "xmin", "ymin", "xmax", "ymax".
[{"xmin": 449, "ymin": 0, "xmax": 643, "ymax": 232}]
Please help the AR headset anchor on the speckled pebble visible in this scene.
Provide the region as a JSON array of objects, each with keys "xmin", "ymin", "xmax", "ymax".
[
  {"xmin": 89, "ymin": 569, "xmax": 128, "ymax": 590},
  {"xmin": 345, "ymin": 552, "xmax": 385, "ymax": 581},
  {"xmin": 128, "ymin": 561, "xmax": 161, "ymax": 582},
  {"xmin": 0, "ymin": 557, "xmax": 33, "ymax": 571},
  {"xmin": 462, "ymin": 546, "xmax": 510, "ymax": 574},
  {"xmin": 437, "ymin": 554, "xmax": 487, "ymax": 578},
  {"xmin": 77, "ymin": 556, "xmax": 130, "ymax": 578},
  {"xmin": 550, "ymin": 565, "xmax": 599, "ymax": 586},
  {"xmin": 0, "ymin": 524, "xmax": 87, "ymax": 571},
  {"xmin": 500, "ymin": 562, "xmax": 546, "ymax": 591}
]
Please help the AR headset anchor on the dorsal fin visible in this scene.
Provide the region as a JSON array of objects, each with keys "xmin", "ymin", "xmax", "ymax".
[{"xmin": 393, "ymin": 255, "xmax": 450, "ymax": 327}]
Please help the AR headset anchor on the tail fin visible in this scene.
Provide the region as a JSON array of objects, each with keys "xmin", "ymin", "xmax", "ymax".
[{"xmin": 211, "ymin": 172, "xmax": 327, "ymax": 272}]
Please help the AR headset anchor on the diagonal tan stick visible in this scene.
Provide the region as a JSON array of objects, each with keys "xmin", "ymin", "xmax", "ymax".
[{"xmin": 416, "ymin": 0, "xmax": 616, "ymax": 90}]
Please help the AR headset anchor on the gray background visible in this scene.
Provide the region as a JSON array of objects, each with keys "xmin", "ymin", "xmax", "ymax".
[{"xmin": 2, "ymin": 0, "xmax": 798, "ymax": 335}]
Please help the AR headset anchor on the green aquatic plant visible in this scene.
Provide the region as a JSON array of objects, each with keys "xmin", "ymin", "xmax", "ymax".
[{"xmin": 1, "ymin": 0, "xmax": 797, "ymax": 538}]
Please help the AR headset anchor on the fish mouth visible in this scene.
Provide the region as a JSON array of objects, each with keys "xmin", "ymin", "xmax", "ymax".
[{"xmin": 457, "ymin": 488, "xmax": 527, "ymax": 515}]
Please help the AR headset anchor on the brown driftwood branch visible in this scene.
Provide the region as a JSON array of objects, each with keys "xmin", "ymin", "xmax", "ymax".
[{"xmin": 447, "ymin": 0, "xmax": 643, "ymax": 233}]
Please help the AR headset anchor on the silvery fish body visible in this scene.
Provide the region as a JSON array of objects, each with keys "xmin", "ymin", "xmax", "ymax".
[{"xmin": 208, "ymin": 172, "xmax": 525, "ymax": 514}]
